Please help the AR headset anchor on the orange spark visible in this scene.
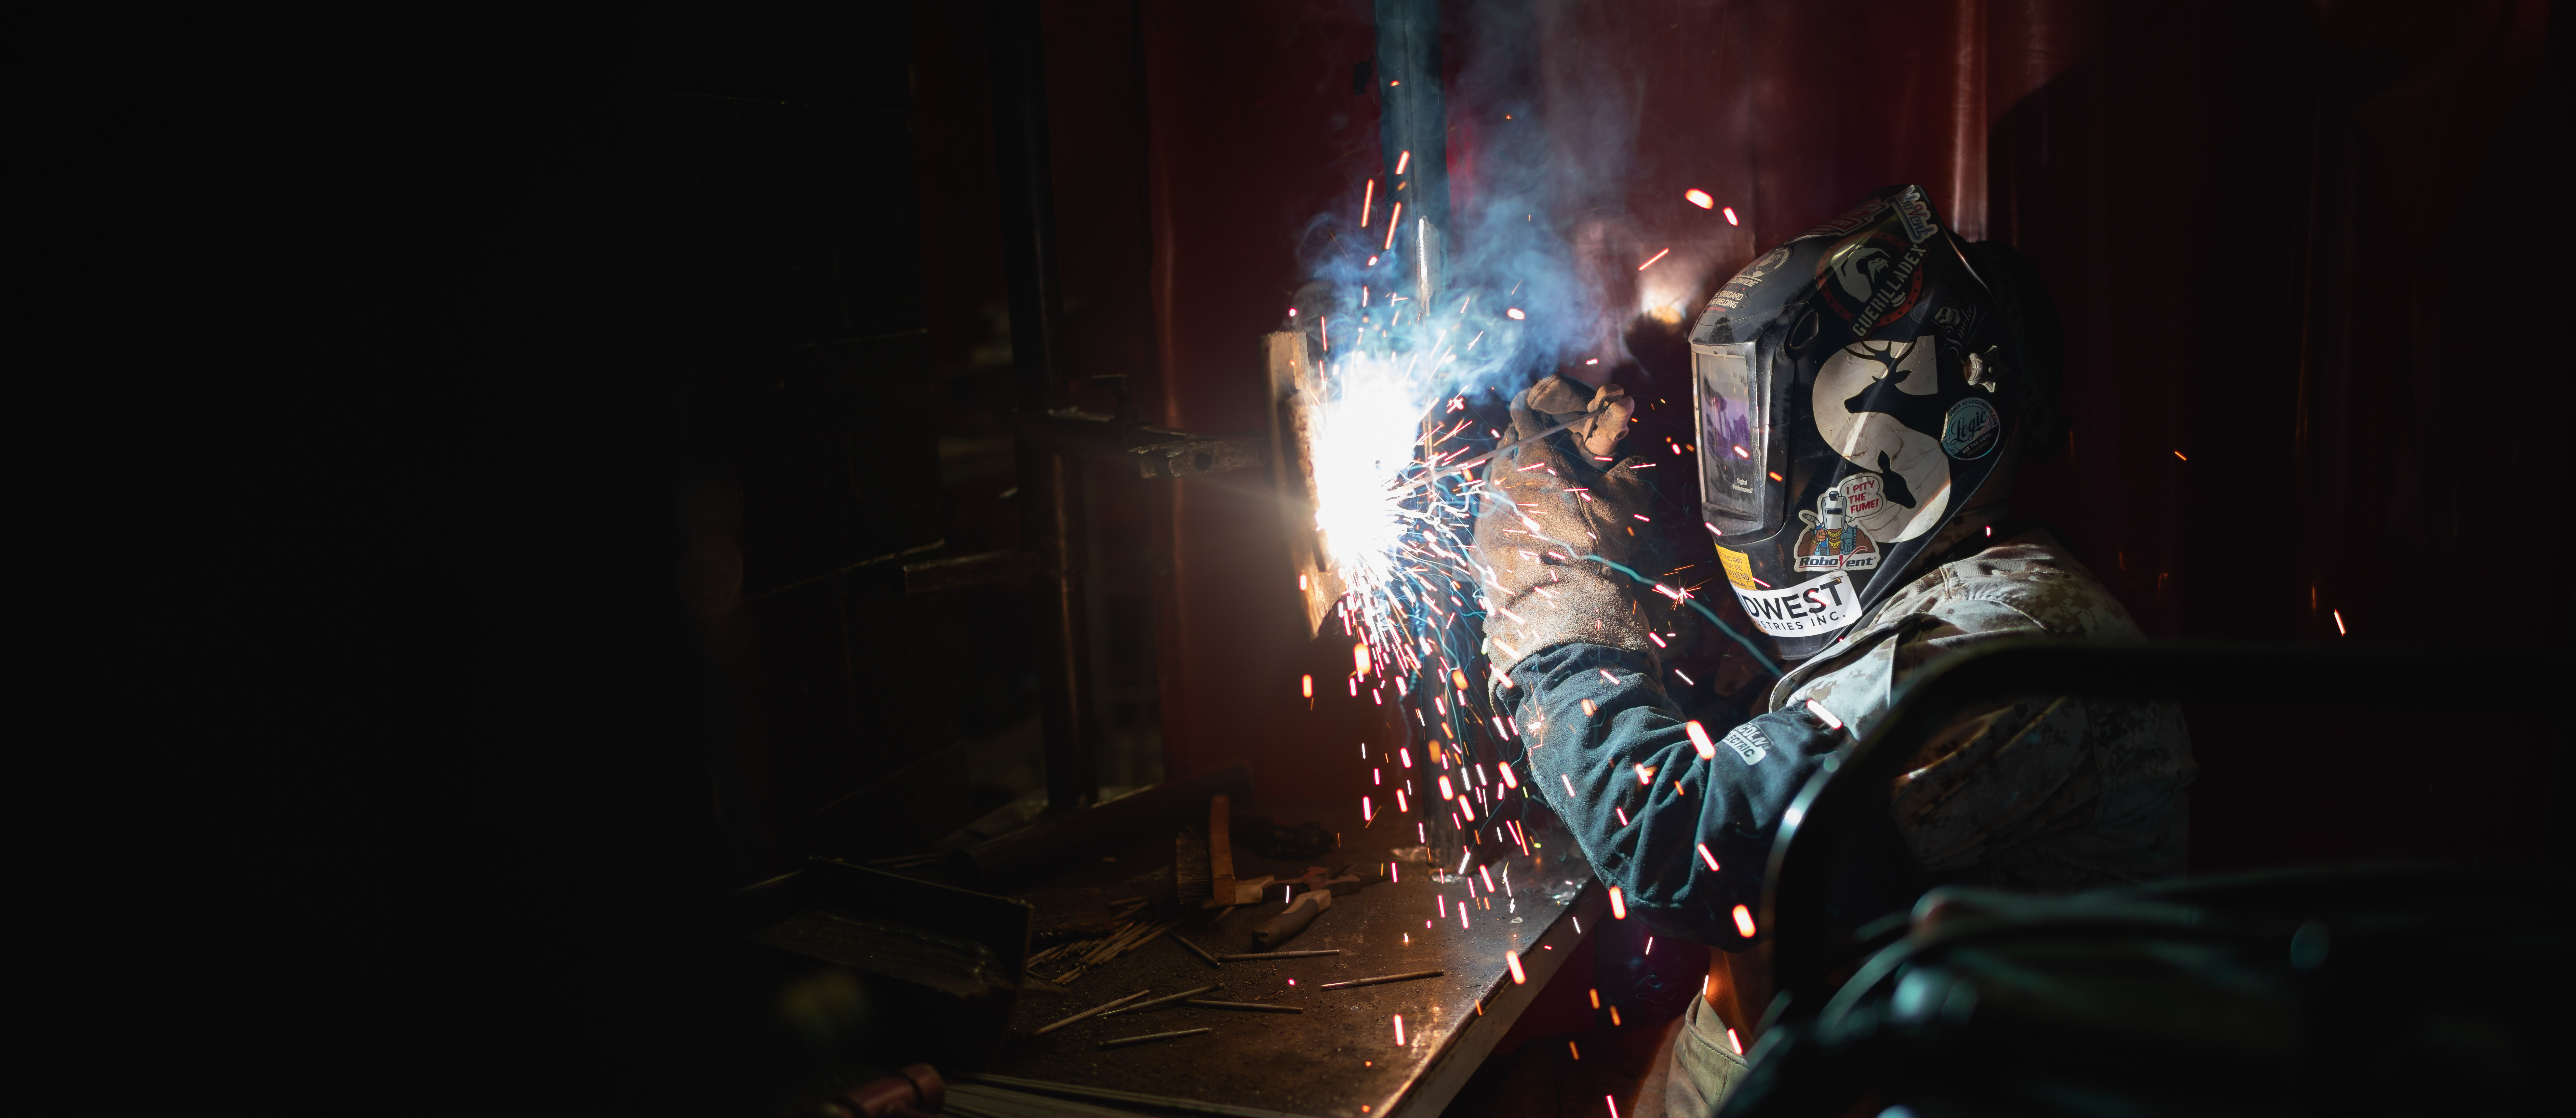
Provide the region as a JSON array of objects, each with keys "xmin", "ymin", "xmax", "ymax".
[
  {"xmin": 1636, "ymin": 247, "xmax": 1672, "ymax": 270},
  {"xmin": 1361, "ymin": 178, "xmax": 1375, "ymax": 227},
  {"xmin": 1731, "ymin": 904, "xmax": 1756, "ymax": 937},
  {"xmin": 1683, "ymin": 189, "xmax": 1713, "ymax": 209}
]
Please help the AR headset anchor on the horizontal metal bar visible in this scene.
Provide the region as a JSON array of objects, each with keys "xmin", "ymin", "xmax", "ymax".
[
  {"xmin": 903, "ymin": 549, "xmax": 1038, "ymax": 594},
  {"xmin": 1012, "ymin": 408, "xmax": 1267, "ymax": 477}
]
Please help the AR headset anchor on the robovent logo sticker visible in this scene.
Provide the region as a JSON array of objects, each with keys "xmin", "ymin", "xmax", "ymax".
[
  {"xmin": 1731, "ymin": 572, "xmax": 1863, "ymax": 638},
  {"xmin": 1719, "ymin": 723, "xmax": 1771, "ymax": 767}
]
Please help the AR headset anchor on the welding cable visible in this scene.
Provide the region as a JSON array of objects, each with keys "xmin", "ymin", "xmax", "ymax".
[{"xmin": 1577, "ymin": 552, "xmax": 1780, "ymax": 677}]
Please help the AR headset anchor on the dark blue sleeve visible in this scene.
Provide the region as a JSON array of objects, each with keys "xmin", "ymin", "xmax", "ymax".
[{"xmin": 1496, "ymin": 642, "xmax": 1842, "ymax": 948}]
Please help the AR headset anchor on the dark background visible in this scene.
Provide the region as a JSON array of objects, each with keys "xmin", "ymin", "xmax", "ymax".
[{"xmin": 13, "ymin": 0, "xmax": 2561, "ymax": 1112}]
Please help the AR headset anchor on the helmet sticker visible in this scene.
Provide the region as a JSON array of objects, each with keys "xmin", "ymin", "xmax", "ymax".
[
  {"xmin": 1791, "ymin": 481, "xmax": 1881, "ymax": 572},
  {"xmin": 1816, "ymin": 228, "xmax": 1927, "ymax": 336},
  {"xmin": 1717, "ymin": 544, "xmax": 1757, "ymax": 588},
  {"xmin": 1720, "ymin": 545, "xmax": 1864, "ymax": 636},
  {"xmin": 1812, "ymin": 339, "xmax": 1952, "ymax": 542},
  {"xmin": 1710, "ymin": 245, "xmax": 1792, "ymax": 312},
  {"xmin": 1889, "ymin": 184, "xmax": 1941, "ymax": 244},
  {"xmin": 1792, "ymin": 192, "xmax": 1895, "ymax": 243},
  {"xmin": 1728, "ymin": 571, "xmax": 1865, "ymax": 638},
  {"xmin": 1941, "ymin": 398, "xmax": 2002, "ymax": 459}
]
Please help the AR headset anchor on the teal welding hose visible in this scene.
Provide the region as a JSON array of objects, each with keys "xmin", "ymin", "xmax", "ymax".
[{"xmin": 1579, "ymin": 553, "xmax": 1782, "ymax": 678}]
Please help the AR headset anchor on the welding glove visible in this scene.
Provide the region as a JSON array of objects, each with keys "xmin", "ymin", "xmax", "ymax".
[{"xmin": 1472, "ymin": 374, "xmax": 1669, "ymax": 679}]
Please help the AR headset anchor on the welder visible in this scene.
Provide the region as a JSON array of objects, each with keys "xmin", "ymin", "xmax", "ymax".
[{"xmin": 1473, "ymin": 185, "xmax": 2194, "ymax": 1117}]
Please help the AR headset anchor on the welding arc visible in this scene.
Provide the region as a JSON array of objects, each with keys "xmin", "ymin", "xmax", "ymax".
[
  {"xmin": 1385, "ymin": 417, "xmax": 1585, "ymax": 499},
  {"xmin": 1101, "ymin": 984, "xmax": 1221, "ymax": 1017}
]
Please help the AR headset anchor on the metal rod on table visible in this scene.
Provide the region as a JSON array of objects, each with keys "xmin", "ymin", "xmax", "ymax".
[
  {"xmin": 1317, "ymin": 969, "xmax": 1445, "ymax": 990},
  {"xmin": 1183, "ymin": 1000, "xmax": 1303, "ymax": 1013},
  {"xmin": 1098, "ymin": 1027, "xmax": 1212, "ymax": 1049},
  {"xmin": 1099, "ymin": 984, "xmax": 1219, "ymax": 1017},
  {"xmin": 1175, "ymin": 935, "xmax": 1224, "ymax": 969},
  {"xmin": 1034, "ymin": 989, "xmax": 1149, "ymax": 1035},
  {"xmin": 1216, "ymin": 950, "xmax": 1341, "ymax": 961}
]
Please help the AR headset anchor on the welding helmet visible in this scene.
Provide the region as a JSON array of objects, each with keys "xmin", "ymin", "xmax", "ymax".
[{"xmin": 1686, "ymin": 185, "xmax": 2046, "ymax": 661}]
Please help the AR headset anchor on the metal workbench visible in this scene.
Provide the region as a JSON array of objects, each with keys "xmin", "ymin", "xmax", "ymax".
[{"xmin": 979, "ymin": 797, "xmax": 1605, "ymax": 1118}]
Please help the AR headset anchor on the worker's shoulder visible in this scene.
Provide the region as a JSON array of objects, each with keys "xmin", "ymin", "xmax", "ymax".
[{"xmin": 1887, "ymin": 530, "xmax": 2142, "ymax": 641}]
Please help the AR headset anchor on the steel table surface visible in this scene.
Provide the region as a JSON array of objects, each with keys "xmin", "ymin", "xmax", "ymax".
[{"xmin": 984, "ymin": 796, "xmax": 1606, "ymax": 1118}]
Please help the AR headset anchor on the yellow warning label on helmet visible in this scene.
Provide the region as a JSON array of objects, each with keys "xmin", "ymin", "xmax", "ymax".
[{"xmin": 1717, "ymin": 546, "xmax": 1756, "ymax": 590}]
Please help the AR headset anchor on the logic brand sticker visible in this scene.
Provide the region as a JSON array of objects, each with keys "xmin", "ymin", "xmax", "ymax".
[
  {"xmin": 1791, "ymin": 482, "xmax": 1880, "ymax": 573},
  {"xmin": 1730, "ymin": 571, "xmax": 1864, "ymax": 638},
  {"xmin": 1941, "ymin": 397, "xmax": 2001, "ymax": 459},
  {"xmin": 1719, "ymin": 723, "xmax": 1771, "ymax": 767}
]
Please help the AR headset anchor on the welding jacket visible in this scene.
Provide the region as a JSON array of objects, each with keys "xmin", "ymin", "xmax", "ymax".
[{"xmin": 1496, "ymin": 529, "xmax": 2194, "ymax": 948}]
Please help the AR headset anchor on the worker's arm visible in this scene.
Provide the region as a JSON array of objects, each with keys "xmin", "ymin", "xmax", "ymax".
[{"xmin": 1497, "ymin": 640, "xmax": 1844, "ymax": 947}]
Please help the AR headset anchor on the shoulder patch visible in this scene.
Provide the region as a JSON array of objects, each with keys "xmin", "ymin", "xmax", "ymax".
[{"xmin": 1721, "ymin": 723, "xmax": 1771, "ymax": 766}]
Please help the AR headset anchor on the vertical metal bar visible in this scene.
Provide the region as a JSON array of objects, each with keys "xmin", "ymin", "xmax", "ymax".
[{"xmin": 988, "ymin": 0, "xmax": 1098, "ymax": 810}]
